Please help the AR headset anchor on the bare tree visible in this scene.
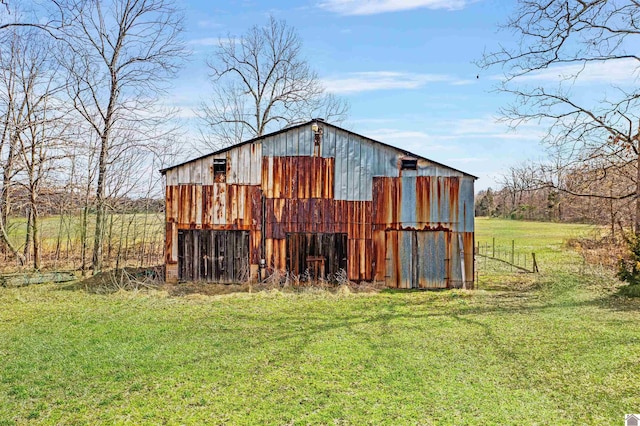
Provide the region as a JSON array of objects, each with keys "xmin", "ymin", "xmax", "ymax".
[
  {"xmin": 0, "ymin": 1, "xmax": 71, "ymax": 38},
  {"xmin": 13, "ymin": 34, "xmax": 69, "ymax": 269},
  {"xmin": 60, "ymin": 0, "xmax": 185, "ymax": 273},
  {"xmin": 0, "ymin": 29, "xmax": 25, "ymax": 264},
  {"xmin": 199, "ymin": 16, "xmax": 349, "ymax": 150},
  {"xmin": 480, "ymin": 0, "xmax": 640, "ymax": 233}
]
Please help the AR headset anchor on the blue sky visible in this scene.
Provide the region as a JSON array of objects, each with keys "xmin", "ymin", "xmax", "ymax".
[{"xmin": 169, "ymin": 0, "xmax": 637, "ymax": 191}]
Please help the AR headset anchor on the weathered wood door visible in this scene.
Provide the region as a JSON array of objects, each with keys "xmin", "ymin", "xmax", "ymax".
[
  {"xmin": 385, "ymin": 230, "xmax": 448, "ymax": 289},
  {"xmin": 285, "ymin": 233, "xmax": 347, "ymax": 281},
  {"xmin": 178, "ymin": 230, "xmax": 250, "ymax": 282}
]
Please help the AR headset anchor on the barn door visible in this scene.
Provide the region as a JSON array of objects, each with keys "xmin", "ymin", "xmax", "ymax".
[
  {"xmin": 285, "ymin": 233, "xmax": 347, "ymax": 281},
  {"xmin": 178, "ymin": 230, "xmax": 250, "ymax": 283},
  {"xmin": 385, "ymin": 230, "xmax": 448, "ymax": 289},
  {"xmin": 416, "ymin": 231, "xmax": 448, "ymax": 288}
]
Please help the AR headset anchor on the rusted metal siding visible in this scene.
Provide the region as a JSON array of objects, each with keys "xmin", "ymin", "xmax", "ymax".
[
  {"xmin": 164, "ymin": 121, "xmax": 474, "ymax": 287},
  {"xmin": 372, "ymin": 175, "xmax": 473, "ymax": 288},
  {"xmin": 259, "ymin": 155, "xmax": 373, "ymax": 281},
  {"xmin": 261, "ymin": 156, "xmax": 334, "ymax": 200}
]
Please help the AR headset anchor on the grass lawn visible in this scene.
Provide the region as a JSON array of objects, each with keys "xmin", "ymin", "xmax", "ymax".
[{"xmin": 1, "ymin": 218, "xmax": 639, "ymax": 424}]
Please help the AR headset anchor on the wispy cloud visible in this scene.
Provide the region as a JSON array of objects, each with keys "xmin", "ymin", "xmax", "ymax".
[
  {"xmin": 187, "ymin": 37, "xmax": 238, "ymax": 47},
  {"xmin": 322, "ymin": 71, "xmax": 470, "ymax": 94},
  {"xmin": 364, "ymin": 128, "xmax": 457, "ymax": 152},
  {"xmin": 197, "ymin": 19, "xmax": 222, "ymax": 29},
  {"xmin": 510, "ymin": 58, "xmax": 640, "ymax": 84},
  {"xmin": 318, "ymin": 0, "xmax": 472, "ymax": 15},
  {"xmin": 188, "ymin": 37, "xmax": 219, "ymax": 46}
]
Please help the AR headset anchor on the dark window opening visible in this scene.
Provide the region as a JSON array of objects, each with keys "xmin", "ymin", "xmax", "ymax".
[
  {"xmin": 213, "ymin": 159, "xmax": 226, "ymax": 182},
  {"xmin": 401, "ymin": 158, "xmax": 417, "ymax": 170}
]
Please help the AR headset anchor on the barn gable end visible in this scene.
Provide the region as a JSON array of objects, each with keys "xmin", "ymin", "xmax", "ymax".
[{"xmin": 163, "ymin": 120, "xmax": 475, "ymax": 288}]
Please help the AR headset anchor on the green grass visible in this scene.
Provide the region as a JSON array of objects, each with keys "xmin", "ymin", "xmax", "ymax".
[
  {"xmin": 1, "ymin": 219, "xmax": 639, "ymax": 424},
  {"xmin": 1, "ymin": 213, "xmax": 164, "ymax": 271},
  {"xmin": 4, "ymin": 212, "xmax": 163, "ymax": 249}
]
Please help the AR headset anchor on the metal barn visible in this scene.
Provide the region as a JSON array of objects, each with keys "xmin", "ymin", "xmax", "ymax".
[{"xmin": 161, "ymin": 120, "xmax": 476, "ymax": 289}]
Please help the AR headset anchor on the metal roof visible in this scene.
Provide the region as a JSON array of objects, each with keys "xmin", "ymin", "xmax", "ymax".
[{"xmin": 159, "ymin": 120, "xmax": 478, "ymax": 179}]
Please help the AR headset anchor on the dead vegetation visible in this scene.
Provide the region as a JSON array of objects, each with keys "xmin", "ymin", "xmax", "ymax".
[
  {"xmin": 163, "ymin": 268, "xmax": 384, "ymax": 297},
  {"xmin": 79, "ymin": 266, "xmax": 164, "ymax": 294},
  {"xmin": 565, "ymin": 236, "xmax": 626, "ymax": 270},
  {"xmin": 77, "ymin": 266, "xmax": 384, "ymax": 297}
]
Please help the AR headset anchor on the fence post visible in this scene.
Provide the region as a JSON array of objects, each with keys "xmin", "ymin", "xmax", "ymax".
[
  {"xmin": 511, "ymin": 240, "xmax": 515, "ymax": 264},
  {"xmin": 492, "ymin": 237, "xmax": 495, "ymax": 258},
  {"xmin": 532, "ymin": 252, "xmax": 539, "ymax": 273}
]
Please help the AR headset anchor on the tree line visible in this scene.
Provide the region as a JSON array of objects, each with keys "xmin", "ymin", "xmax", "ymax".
[{"xmin": 0, "ymin": 1, "xmax": 345, "ymax": 273}]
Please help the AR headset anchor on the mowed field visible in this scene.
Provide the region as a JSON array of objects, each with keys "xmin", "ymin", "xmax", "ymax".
[{"xmin": 1, "ymin": 219, "xmax": 639, "ymax": 425}]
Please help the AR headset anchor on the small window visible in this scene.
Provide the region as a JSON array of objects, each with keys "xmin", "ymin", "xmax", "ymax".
[
  {"xmin": 213, "ymin": 159, "xmax": 226, "ymax": 182},
  {"xmin": 401, "ymin": 158, "xmax": 417, "ymax": 170}
]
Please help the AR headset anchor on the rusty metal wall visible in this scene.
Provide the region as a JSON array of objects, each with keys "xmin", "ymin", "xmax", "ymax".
[
  {"xmin": 260, "ymin": 155, "xmax": 372, "ymax": 281},
  {"xmin": 372, "ymin": 175, "xmax": 474, "ymax": 288},
  {"xmin": 164, "ymin": 121, "xmax": 474, "ymax": 286}
]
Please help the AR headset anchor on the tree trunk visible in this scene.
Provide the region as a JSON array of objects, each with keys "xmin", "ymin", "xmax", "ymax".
[
  {"xmin": 636, "ymin": 145, "xmax": 640, "ymax": 236},
  {"xmin": 32, "ymin": 205, "xmax": 39, "ymax": 270},
  {"xmin": 23, "ymin": 207, "xmax": 32, "ymax": 262},
  {"xmin": 92, "ymin": 134, "xmax": 109, "ymax": 273},
  {"xmin": 80, "ymin": 204, "xmax": 89, "ymax": 276}
]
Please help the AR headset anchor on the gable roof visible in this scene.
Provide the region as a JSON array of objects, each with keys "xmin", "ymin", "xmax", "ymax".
[{"xmin": 160, "ymin": 120, "xmax": 477, "ymax": 179}]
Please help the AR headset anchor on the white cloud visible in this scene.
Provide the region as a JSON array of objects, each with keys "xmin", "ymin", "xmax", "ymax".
[
  {"xmin": 197, "ymin": 19, "xmax": 222, "ymax": 29},
  {"xmin": 435, "ymin": 116, "xmax": 545, "ymax": 141},
  {"xmin": 512, "ymin": 58, "xmax": 640, "ymax": 84},
  {"xmin": 364, "ymin": 128, "xmax": 457, "ymax": 152},
  {"xmin": 318, "ymin": 0, "xmax": 472, "ymax": 15},
  {"xmin": 322, "ymin": 71, "xmax": 469, "ymax": 94}
]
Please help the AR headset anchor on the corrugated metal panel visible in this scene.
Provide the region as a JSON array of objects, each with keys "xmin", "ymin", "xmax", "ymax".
[
  {"xmin": 261, "ymin": 156, "xmax": 334, "ymax": 200},
  {"xmin": 347, "ymin": 137, "xmax": 356, "ymax": 200},
  {"xmin": 416, "ymin": 231, "xmax": 447, "ymax": 288},
  {"xmin": 177, "ymin": 164, "xmax": 190, "ymax": 184},
  {"xmin": 321, "ymin": 126, "xmax": 336, "ymax": 158},
  {"xmin": 299, "ymin": 127, "xmax": 313, "ymax": 156},
  {"xmin": 166, "ymin": 185, "xmax": 179, "ymax": 222},
  {"xmin": 191, "ymin": 160, "xmax": 202, "ymax": 184},
  {"xmin": 460, "ymin": 177, "xmax": 475, "ymax": 233},
  {"xmin": 400, "ymin": 176, "xmax": 416, "ymax": 226},
  {"xmin": 334, "ymin": 131, "xmax": 346, "ymax": 199},
  {"xmin": 237, "ymin": 144, "xmax": 251, "ymax": 184},
  {"xmin": 226, "ymin": 149, "xmax": 237, "ymax": 184},
  {"xmin": 373, "ymin": 176, "xmax": 463, "ymax": 230},
  {"xmin": 166, "ymin": 169, "xmax": 178, "ymax": 186},
  {"xmin": 249, "ymin": 143, "xmax": 262, "ymax": 185},
  {"xmin": 286, "ymin": 129, "xmax": 297, "ymax": 156},
  {"xmin": 194, "ymin": 184, "xmax": 203, "ymax": 226},
  {"xmin": 360, "ymin": 141, "xmax": 373, "ymax": 201},
  {"xmin": 371, "ymin": 145, "xmax": 400, "ymax": 177},
  {"xmin": 165, "ymin": 222, "xmax": 177, "ymax": 263},
  {"xmin": 270, "ymin": 132, "xmax": 284, "ymax": 157},
  {"xmin": 418, "ymin": 162, "xmax": 464, "ymax": 178},
  {"xmin": 449, "ymin": 233, "xmax": 462, "ymax": 287}
]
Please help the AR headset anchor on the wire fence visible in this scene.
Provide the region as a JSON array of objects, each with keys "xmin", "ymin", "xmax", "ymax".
[{"xmin": 475, "ymin": 238, "xmax": 539, "ymax": 274}]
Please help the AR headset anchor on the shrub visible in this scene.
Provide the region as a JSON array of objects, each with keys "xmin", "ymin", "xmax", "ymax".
[{"xmin": 616, "ymin": 234, "xmax": 640, "ymax": 295}]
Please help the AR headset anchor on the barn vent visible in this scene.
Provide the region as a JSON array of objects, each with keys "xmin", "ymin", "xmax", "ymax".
[
  {"xmin": 401, "ymin": 157, "xmax": 417, "ymax": 170},
  {"xmin": 213, "ymin": 159, "xmax": 226, "ymax": 182}
]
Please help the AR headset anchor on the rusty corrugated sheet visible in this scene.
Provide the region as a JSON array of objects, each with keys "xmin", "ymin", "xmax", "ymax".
[{"xmin": 261, "ymin": 156, "xmax": 334, "ymax": 200}]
